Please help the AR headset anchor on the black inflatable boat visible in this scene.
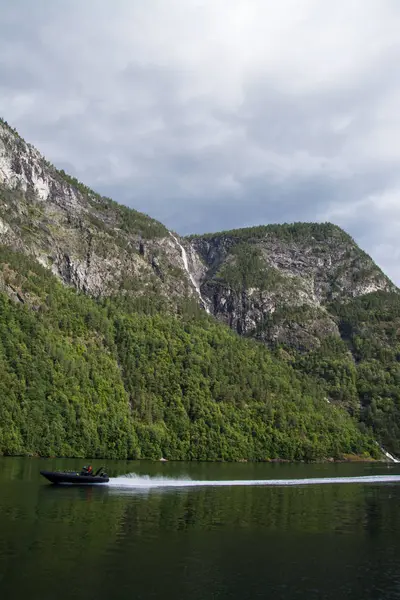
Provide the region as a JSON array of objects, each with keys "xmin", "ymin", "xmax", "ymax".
[{"xmin": 40, "ymin": 466, "xmax": 109, "ymax": 485}]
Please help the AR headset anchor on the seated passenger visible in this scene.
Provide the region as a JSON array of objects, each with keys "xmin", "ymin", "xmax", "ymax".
[{"xmin": 80, "ymin": 465, "xmax": 93, "ymax": 476}]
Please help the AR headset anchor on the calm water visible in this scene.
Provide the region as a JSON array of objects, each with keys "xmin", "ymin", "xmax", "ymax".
[{"xmin": 1, "ymin": 458, "xmax": 400, "ymax": 600}]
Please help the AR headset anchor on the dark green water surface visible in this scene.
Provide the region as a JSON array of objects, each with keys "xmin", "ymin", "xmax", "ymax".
[{"xmin": 1, "ymin": 458, "xmax": 400, "ymax": 600}]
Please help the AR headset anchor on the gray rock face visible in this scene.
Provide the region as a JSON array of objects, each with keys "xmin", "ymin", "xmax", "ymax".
[
  {"xmin": 187, "ymin": 226, "xmax": 396, "ymax": 349},
  {"xmin": 0, "ymin": 121, "xmax": 200, "ymax": 305},
  {"xmin": 1, "ymin": 118, "xmax": 398, "ymax": 352}
]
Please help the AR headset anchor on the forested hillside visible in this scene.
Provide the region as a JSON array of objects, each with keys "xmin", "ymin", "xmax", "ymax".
[
  {"xmin": 0, "ymin": 245, "xmax": 377, "ymax": 461},
  {"xmin": 1, "ymin": 117, "xmax": 400, "ymax": 461},
  {"xmin": 187, "ymin": 224, "xmax": 400, "ymax": 457}
]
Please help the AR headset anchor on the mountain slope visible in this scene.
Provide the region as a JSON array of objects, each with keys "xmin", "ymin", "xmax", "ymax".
[
  {"xmin": 1, "ymin": 117, "xmax": 399, "ymax": 459},
  {"xmin": 187, "ymin": 223, "xmax": 395, "ymax": 348},
  {"xmin": 186, "ymin": 226, "xmax": 400, "ymax": 455},
  {"xmin": 0, "ymin": 118, "xmax": 204, "ymax": 309},
  {"xmin": 0, "ymin": 244, "xmax": 376, "ymax": 460}
]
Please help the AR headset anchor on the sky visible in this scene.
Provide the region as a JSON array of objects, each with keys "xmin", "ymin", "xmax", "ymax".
[{"xmin": 1, "ymin": 0, "xmax": 400, "ymax": 283}]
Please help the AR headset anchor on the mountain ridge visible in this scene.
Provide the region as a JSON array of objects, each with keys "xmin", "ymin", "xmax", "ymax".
[
  {"xmin": 1, "ymin": 116, "xmax": 400, "ymax": 460},
  {"xmin": 0, "ymin": 117, "xmax": 207, "ymax": 310}
]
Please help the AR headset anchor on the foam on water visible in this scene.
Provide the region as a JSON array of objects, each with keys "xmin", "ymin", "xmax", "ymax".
[{"xmin": 107, "ymin": 473, "xmax": 400, "ymax": 490}]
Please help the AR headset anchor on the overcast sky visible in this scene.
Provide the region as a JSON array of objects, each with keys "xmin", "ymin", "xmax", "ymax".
[{"xmin": 1, "ymin": 1, "xmax": 400, "ymax": 283}]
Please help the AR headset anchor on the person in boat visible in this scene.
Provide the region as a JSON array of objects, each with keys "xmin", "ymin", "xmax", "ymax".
[{"xmin": 80, "ymin": 465, "xmax": 94, "ymax": 476}]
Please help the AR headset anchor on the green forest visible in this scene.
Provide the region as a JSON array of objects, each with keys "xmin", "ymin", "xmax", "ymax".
[
  {"xmin": 187, "ymin": 222, "xmax": 356, "ymax": 244},
  {"xmin": 0, "ymin": 245, "xmax": 378, "ymax": 461},
  {"xmin": 271, "ymin": 292, "xmax": 400, "ymax": 455},
  {"xmin": 2, "ymin": 116, "xmax": 400, "ymax": 463}
]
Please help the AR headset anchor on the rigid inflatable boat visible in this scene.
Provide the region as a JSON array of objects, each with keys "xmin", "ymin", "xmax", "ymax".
[{"xmin": 40, "ymin": 466, "xmax": 109, "ymax": 485}]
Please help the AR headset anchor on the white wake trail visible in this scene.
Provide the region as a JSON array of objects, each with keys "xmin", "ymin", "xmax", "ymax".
[{"xmin": 107, "ymin": 473, "xmax": 400, "ymax": 490}]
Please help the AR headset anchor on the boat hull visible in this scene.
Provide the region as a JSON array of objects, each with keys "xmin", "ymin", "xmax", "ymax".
[{"xmin": 40, "ymin": 470, "xmax": 109, "ymax": 485}]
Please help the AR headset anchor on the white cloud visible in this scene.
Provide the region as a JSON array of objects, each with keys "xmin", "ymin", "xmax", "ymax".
[{"xmin": 1, "ymin": 0, "xmax": 400, "ymax": 283}]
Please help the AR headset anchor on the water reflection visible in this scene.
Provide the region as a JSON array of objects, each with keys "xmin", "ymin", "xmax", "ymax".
[{"xmin": 1, "ymin": 458, "xmax": 400, "ymax": 600}]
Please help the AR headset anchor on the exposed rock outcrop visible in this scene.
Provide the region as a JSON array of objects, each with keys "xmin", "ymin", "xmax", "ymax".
[
  {"xmin": 0, "ymin": 117, "xmax": 398, "ymax": 353},
  {"xmin": 0, "ymin": 120, "xmax": 201, "ymax": 305},
  {"xmin": 186, "ymin": 225, "xmax": 396, "ymax": 349}
]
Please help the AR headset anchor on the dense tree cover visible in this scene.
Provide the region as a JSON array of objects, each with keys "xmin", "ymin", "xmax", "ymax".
[
  {"xmin": 293, "ymin": 337, "xmax": 360, "ymax": 415},
  {"xmin": 187, "ymin": 222, "xmax": 356, "ymax": 244},
  {"xmin": 214, "ymin": 244, "xmax": 286, "ymax": 291},
  {"xmin": 0, "ymin": 245, "xmax": 377, "ymax": 461},
  {"xmin": 113, "ymin": 311, "xmax": 377, "ymax": 461},
  {"xmin": 276, "ymin": 292, "xmax": 400, "ymax": 455},
  {"xmin": 331, "ymin": 292, "xmax": 400, "ymax": 454}
]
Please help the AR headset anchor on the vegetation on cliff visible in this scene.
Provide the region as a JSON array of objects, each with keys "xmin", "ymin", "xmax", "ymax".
[
  {"xmin": 269, "ymin": 292, "xmax": 400, "ymax": 455},
  {"xmin": 188, "ymin": 222, "xmax": 355, "ymax": 244},
  {"xmin": 0, "ymin": 245, "xmax": 377, "ymax": 461},
  {"xmin": 1, "ymin": 117, "xmax": 399, "ymax": 461}
]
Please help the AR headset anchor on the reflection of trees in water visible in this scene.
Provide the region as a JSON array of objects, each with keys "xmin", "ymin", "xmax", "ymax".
[
  {"xmin": 116, "ymin": 485, "xmax": 372, "ymax": 535},
  {"xmin": 0, "ymin": 484, "xmax": 127, "ymax": 600},
  {"xmin": 364, "ymin": 497, "xmax": 382, "ymax": 538},
  {"xmin": 102, "ymin": 486, "xmax": 400, "ymax": 600},
  {"xmin": 2, "ymin": 473, "xmax": 400, "ymax": 600}
]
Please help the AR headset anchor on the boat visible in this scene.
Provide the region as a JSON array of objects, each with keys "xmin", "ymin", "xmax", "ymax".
[{"xmin": 40, "ymin": 465, "xmax": 109, "ymax": 485}]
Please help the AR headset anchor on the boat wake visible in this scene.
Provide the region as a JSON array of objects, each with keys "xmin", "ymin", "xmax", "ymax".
[{"xmin": 107, "ymin": 473, "xmax": 400, "ymax": 490}]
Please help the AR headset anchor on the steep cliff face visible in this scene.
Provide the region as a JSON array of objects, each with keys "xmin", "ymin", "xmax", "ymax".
[
  {"xmin": 1, "ymin": 117, "xmax": 397, "ymax": 350},
  {"xmin": 0, "ymin": 119, "xmax": 203, "ymax": 307},
  {"xmin": 187, "ymin": 225, "xmax": 396, "ymax": 349},
  {"xmin": 1, "ymin": 117, "xmax": 400, "ymax": 459},
  {"xmin": 184, "ymin": 227, "xmax": 400, "ymax": 456}
]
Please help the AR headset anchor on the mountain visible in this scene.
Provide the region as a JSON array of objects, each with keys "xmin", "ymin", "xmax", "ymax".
[
  {"xmin": 186, "ymin": 224, "xmax": 395, "ymax": 347},
  {"xmin": 0, "ymin": 117, "xmax": 399, "ymax": 460},
  {"xmin": 184, "ymin": 226, "xmax": 400, "ymax": 455},
  {"xmin": 2, "ymin": 243, "xmax": 377, "ymax": 461},
  {"xmin": 0, "ymin": 118, "xmax": 203, "ymax": 310}
]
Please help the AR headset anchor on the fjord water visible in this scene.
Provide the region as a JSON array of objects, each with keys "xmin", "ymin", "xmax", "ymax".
[{"xmin": 1, "ymin": 459, "xmax": 400, "ymax": 600}]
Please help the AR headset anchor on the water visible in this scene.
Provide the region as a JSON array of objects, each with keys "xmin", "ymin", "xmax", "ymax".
[{"xmin": 1, "ymin": 458, "xmax": 400, "ymax": 600}]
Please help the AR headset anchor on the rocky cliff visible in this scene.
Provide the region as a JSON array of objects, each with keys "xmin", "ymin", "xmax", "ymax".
[
  {"xmin": 184, "ymin": 228, "xmax": 400, "ymax": 456},
  {"xmin": 1, "ymin": 117, "xmax": 399, "ymax": 352},
  {"xmin": 0, "ymin": 119, "xmax": 205, "ymax": 309},
  {"xmin": 1, "ymin": 117, "xmax": 400, "ymax": 458},
  {"xmin": 1, "ymin": 117, "xmax": 396, "ymax": 347},
  {"xmin": 186, "ymin": 225, "xmax": 396, "ymax": 350}
]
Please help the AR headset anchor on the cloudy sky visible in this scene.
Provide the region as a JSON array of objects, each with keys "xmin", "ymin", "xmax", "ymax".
[{"xmin": 2, "ymin": 1, "xmax": 400, "ymax": 283}]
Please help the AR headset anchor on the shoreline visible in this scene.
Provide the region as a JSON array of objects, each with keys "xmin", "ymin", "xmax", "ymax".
[{"xmin": 0, "ymin": 453, "xmax": 390, "ymax": 464}]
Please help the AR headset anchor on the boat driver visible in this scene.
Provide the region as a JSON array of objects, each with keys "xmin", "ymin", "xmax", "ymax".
[{"xmin": 81, "ymin": 465, "xmax": 93, "ymax": 476}]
